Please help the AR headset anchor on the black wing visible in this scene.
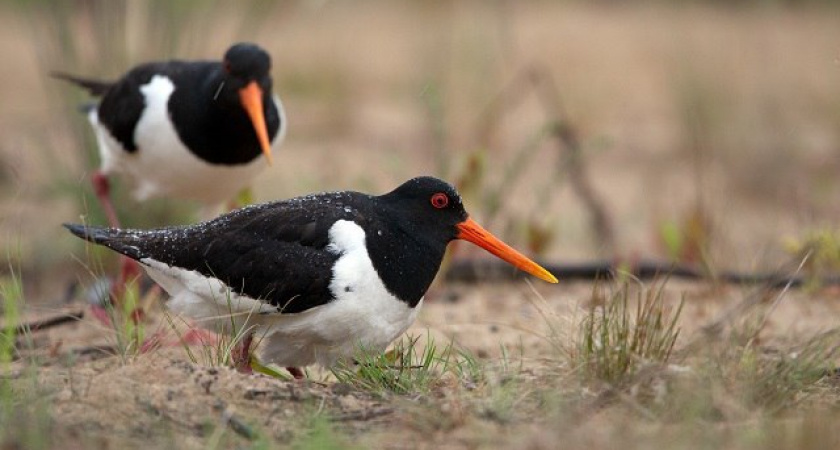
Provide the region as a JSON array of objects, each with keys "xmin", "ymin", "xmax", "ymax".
[
  {"xmin": 65, "ymin": 192, "xmax": 366, "ymax": 314},
  {"xmin": 94, "ymin": 61, "xmax": 217, "ymax": 153}
]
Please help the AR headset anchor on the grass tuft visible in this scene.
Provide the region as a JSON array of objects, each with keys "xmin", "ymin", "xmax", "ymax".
[
  {"xmin": 162, "ymin": 287, "xmax": 289, "ymax": 378},
  {"xmin": 575, "ymin": 279, "xmax": 684, "ymax": 386},
  {"xmin": 108, "ymin": 281, "xmax": 147, "ymax": 361},
  {"xmin": 290, "ymin": 413, "xmax": 355, "ymax": 450},
  {"xmin": 0, "ymin": 265, "xmax": 53, "ymax": 449},
  {"xmin": 735, "ymin": 330, "xmax": 840, "ymax": 414},
  {"xmin": 331, "ymin": 332, "xmax": 481, "ymax": 396}
]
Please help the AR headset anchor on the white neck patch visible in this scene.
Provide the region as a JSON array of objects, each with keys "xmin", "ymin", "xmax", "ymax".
[{"xmin": 260, "ymin": 220, "xmax": 420, "ymax": 367}]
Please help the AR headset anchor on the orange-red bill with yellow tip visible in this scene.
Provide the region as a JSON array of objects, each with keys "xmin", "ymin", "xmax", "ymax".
[
  {"xmin": 456, "ymin": 217, "xmax": 558, "ymax": 284},
  {"xmin": 239, "ymin": 81, "xmax": 273, "ymax": 165}
]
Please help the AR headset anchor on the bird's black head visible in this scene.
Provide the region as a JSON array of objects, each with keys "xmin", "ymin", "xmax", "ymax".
[
  {"xmin": 223, "ymin": 43, "xmax": 271, "ymax": 82},
  {"xmin": 369, "ymin": 176, "xmax": 556, "ymax": 307},
  {"xmin": 379, "ymin": 176, "xmax": 468, "ymax": 246},
  {"xmin": 217, "ymin": 42, "xmax": 276, "ymax": 164},
  {"xmin": 366, "ymin": 177, "xmax": 468, "ymax": 306}
]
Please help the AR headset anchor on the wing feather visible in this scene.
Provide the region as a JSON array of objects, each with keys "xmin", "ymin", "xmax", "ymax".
[{"xmin": 66, "ymin": 192, "xmax": 367, "ymax": 313}]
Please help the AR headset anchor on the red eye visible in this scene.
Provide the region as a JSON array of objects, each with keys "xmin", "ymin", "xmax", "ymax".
[
  {"xmin": 430, "ymin": 192, "xmax": 449, "ymax": 209},
  {"xmin": 224, "ymin": 61, "xmax": 232, "ymax": 73}
]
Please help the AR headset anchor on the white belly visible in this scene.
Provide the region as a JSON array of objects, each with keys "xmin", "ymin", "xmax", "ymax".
[
  {"xmin": 141, "ymin": 220, "xmax": 421, "ymax": 368},
  {"xmin": 260, "ymin": 220, "xmax": 421, "ymax": 367},
  {"xmin": 89, "ymin": 75, "xmax": 285, "ymax": 206}
]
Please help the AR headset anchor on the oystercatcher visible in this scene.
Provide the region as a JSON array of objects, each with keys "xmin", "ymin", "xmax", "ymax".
[
  {"xmin": 64, "ymin": 177, "xmax": 557, "ymax": 377},
  {"xmin": 55, "ymin": 42, "xmax": 286, "ymax": 297},
  {"xmin": 53, "ymin": 42, "xmax": 287, "ymax": 227}
]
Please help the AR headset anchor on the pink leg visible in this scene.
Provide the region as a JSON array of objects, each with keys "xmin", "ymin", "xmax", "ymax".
[
  {"xmin": 117, "ymin": 258, "xmax": 143, "ymax": 294},
  {"xmin": 89, "ymin": 304, "xmax": 112, "ymax": 327},
  {"xmin": 90, "ymin": 171, "xmax": 121, "ymax": 228},
  {"xmin": 232, "ymin": 333, "xmax": 254, "ymax": 373},
  {"xmin": 286, "ymin": 367, "xmax": 304, "ymax": 379},
  {"xmin": 91, "ymin": 171, "xmax": 143, "ymax": 303}
]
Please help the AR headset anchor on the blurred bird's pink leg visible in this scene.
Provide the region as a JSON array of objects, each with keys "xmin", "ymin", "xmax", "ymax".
[
  {"xmin": 90, "ymin": 171, "xmax": 121, "ymax": 229},
  {"xmin": 90, "ymin": 171, "xmax": 143, "ymax": 310}
]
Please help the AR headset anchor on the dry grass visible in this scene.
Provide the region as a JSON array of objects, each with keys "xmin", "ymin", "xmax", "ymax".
[
  {"xmin": 2, "ymin": 265, "xmax": 840, "ymax": 448},
  {"xmin": 331, "ymin": 333, "xmax": 482, "ymax": 396},
  {"xmin": 574, "ymin": 280, "xmax": 683, "ymax": 385}
]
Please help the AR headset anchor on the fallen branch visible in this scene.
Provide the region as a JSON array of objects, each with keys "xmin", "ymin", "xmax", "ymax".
[
  {"xmin": 11, "ymin": 309, "xmax": 85, "ymax": 335},
  {"xmin": 330, "ymin": 407, "xmax": 394, "ymax": 422},
  {"xmin": 445, "ymin": 258, "xmax": 840, "ymax": 288},
  {"xmin": 67, "ymin": 344, "xmax": 118, "ymax": 360}
]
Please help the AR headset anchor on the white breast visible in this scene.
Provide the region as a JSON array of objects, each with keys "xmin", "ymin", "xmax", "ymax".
[
  {"xmin": 259, "ymin": 220, "xmax": 421, "ymax": 367},
  {"xmin": 139, "ymin": 220, "xmax": 421, "ymax": 369},
  {"xmin": 88, "ymin": 75, "xmax": 286, "ymax": 206}
]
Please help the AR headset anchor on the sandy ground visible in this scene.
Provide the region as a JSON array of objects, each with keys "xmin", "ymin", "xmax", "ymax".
[{"xmin": 2, "ymin": 278, "xmax": 837, "ymax": 448}]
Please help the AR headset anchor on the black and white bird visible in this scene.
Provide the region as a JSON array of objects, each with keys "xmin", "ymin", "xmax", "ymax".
[
  {"xmin": 53, "ymin": 42, "xmax": 287, "ymax": 228},
  {"xmin": 64, "ymin": 177, "xmax": 557, "ymax": 378}
]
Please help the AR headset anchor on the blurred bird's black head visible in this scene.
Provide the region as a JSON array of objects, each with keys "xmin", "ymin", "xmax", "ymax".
[
  {"xmin": 219, "ymin": 42, "xmax": 276, "ymax": 163},
  {"xmin": 223, "ymin": 43, "xmax": 271, "ymax": 82}
]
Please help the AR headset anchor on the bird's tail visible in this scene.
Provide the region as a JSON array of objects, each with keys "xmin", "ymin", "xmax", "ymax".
[
  {"xmin": 63, "ymin": 223, "xmax": 143, "ymax": 260},
  {"xmin": 50, "ymin": 71, "xmax": 113, "ymax": 97}
]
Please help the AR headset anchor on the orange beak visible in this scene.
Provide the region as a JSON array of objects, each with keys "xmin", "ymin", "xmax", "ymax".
[
  {"xmin": 239, "ymin": 81, "xmax": 273, "ymax": 165},
  {"xmin": 456, "ymin": 217, "xmax": 558, "ymax": 284}
]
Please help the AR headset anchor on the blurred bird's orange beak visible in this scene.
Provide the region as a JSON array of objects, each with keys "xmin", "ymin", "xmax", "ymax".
[
  {"xmin": 239, "ymin": 81, "xmax": 273, "ymax": 165},
  {"xmin": 456, "ymin": 217, "xmax": 558, "ymax": 284}
]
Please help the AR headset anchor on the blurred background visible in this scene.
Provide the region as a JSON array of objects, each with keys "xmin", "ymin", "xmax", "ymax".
[{"xmin": 1, "ymin": 0, "xmax": 839, "ymax": 303}]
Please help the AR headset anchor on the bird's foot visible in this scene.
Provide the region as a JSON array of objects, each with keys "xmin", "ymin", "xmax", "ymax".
[
  {"xmin": 232, "ymin": 333, "xmax": 254, "ymax": 373},
  {"xmin": 237, "ymin": 361, "xmax": 254, "ymax": 374}
]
